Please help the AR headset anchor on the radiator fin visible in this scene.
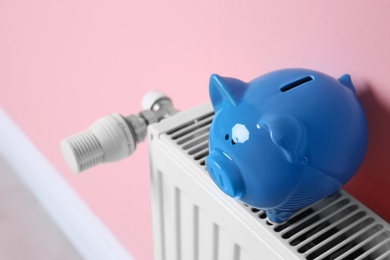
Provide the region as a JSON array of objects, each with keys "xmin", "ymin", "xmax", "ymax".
[
  {"xmin": 166, "ymin": 112, "xmax": 213, "ymax": 169},
  {"xmin": 159, "ymin": 170, "xmax": 177, "ymax": 260},
  {"xmin": 179, "ymin": 193, "xmax": 197, "ymax": 259},
  {"xmin": 198, "ymin": 208, "xmax": 219, "ymax": 260}
]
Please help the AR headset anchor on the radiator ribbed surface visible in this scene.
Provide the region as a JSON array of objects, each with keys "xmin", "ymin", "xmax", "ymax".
[
  {"xmin": 149, "ymin": 103, "xmax": 390, "ymax": 260},
  {"xmin": 167, "ymin": 111, "xmax": 213, "ymax": 168},
  {"xmin": 154, "ymin": 169, "xmax": 251, "ymax": 260}
]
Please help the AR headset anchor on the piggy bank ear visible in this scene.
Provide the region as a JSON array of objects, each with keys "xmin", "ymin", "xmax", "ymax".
[
  {"xmin": 259, "ymin": 114, "xmax": 307, "ymax": 164},
  {"xmin": 209, "ymin": 74, "xmax": 248, "ymax": 111},
  {"xmin": 338, "ymin": 74, "xmax": 356, "ymax": 94}
]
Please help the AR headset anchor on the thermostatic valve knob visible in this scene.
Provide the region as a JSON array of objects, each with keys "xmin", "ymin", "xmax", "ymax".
[
  {"xmin": 61, "ymin": 92, "xmax": 176, "ymax": 173},
  {"xmin": 61, "ymin": 114, "xmax": 136, "ymax": 173}
]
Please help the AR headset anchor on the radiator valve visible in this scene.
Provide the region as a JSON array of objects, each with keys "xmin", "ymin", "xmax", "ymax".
[{"xmin": 61, "ymin": 91, "xmax": 176, "ymax": 173}]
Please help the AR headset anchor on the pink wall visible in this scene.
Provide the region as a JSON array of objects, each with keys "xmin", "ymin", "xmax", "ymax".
[{"xmin": 1, "ymin": 1, "xmax": 390, "ymax": 259}]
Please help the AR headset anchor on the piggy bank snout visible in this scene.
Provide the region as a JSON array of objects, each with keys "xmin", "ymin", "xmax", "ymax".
[{"xmin": 206, "ymin": 150, "xmax": 244, "ymax": 198}]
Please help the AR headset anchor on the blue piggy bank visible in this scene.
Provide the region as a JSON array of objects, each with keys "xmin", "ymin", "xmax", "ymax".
[{"xmin": 206, "ymin": 68, "xmax": 368, "ymax": 224}]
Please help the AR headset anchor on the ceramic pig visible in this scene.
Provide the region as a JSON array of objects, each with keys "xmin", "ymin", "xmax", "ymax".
[{"xmin": 206, "ymin": 68, "xmax": 368, "ymax": 224}]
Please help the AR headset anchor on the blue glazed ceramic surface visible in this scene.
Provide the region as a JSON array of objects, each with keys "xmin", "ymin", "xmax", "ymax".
[{"xmin": 206, "ymin": 68, "xmax": 368, "ymax": 224}]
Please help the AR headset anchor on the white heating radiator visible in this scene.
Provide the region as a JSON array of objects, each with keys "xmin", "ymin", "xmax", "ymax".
[{"xmin": 148, "ymin": 102, "xmax": 390, "ymax": 260}]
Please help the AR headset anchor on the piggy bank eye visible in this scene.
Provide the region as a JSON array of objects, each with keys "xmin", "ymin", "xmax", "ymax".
[{"xmin": 231, "ymin": 124, "xmax": 249, "ymax": 144}]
